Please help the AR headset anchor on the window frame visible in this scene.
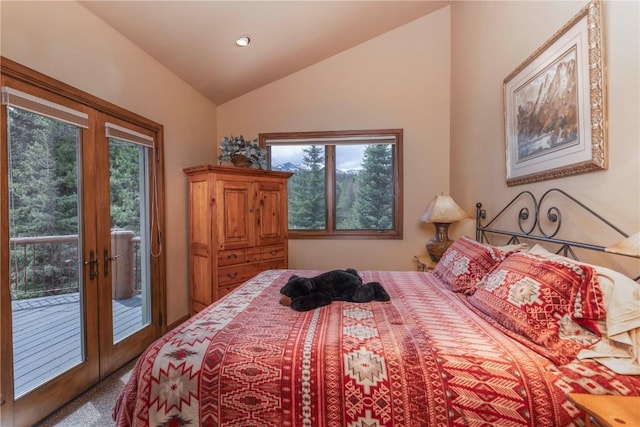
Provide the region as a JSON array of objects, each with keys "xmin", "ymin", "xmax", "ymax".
[{"xmin": 259, "ymin": 129, "xmax": 403, "ymax": 240}]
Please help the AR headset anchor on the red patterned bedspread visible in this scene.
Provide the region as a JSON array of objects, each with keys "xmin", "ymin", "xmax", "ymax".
[{"xmin": 113, "ymin": 270, "xmax": 640, "ymax": 426}]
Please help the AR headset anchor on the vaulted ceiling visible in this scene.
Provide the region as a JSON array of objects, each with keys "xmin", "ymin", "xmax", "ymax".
[{"xmin": 81, "ymin": 1, "xmax": 449, "ymax": 105}]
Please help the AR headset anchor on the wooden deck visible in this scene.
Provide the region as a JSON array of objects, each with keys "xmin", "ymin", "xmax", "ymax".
[{"xmin": 11, "ymin": 293, "xmax": 142, "ymax": 397}]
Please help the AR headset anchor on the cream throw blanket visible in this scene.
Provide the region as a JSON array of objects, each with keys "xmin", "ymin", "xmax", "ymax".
[
  {"xmin": 527, "ymin": 244, "xmax": 640, "ymax": 374},
  {"xmin": 577, "ymin": 266, "xmax": 640, "ymax": 375}
]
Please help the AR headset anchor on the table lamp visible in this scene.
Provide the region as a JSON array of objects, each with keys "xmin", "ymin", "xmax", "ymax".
[{"xmin": 421, "ymin": 194, "xmax": 469, "ymax": 262}]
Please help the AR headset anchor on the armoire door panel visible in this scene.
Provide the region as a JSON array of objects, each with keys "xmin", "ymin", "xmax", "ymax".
[
  {"xmin": 190, "ymin": 178, "xmax": 212, "ymax": 246},
  {"xmin": 256, "ymin": 182, "xmax": 285, "ymax": 245},
  {"xmin": 217, "ymin": 180, "xmax": 253, "ymax": 249}
]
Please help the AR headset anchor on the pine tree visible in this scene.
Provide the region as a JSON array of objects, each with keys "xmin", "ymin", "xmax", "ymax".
[
  {"xmin": 8, "ymin": 108, "xmax": 78, "ymax": 237},
  {"xmin": 53, "ymin": 120, "xmax": 80, "ymax": 235},
  {"xmin": 356, "ymin": 144, "xmax": 393, "ymax": 230},
  {"xmin": 109, "ymin": 139, "xmax": 142, "ymax": 234},
  {"xmin": 8, "ymin": 107, "xmax": 81, "ymax": 296},
  {"xmin": 288, "ymin": 145, "xmax": 325, "ymax": 229},
  {"xmin": 335, "ymin": 171, "xmax": 358, "ymax": 229}
]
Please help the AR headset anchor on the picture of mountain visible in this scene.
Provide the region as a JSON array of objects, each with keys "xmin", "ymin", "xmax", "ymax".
[{"xmin": 514, "ymin": 47, "xmax": 579, "ymax": 162}]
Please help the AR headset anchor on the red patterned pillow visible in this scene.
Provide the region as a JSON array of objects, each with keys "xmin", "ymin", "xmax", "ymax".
[
  {"xmin": 467, "ymin": 252, "xmax": 602, "ymax": 364},
  {"xmin": 432, "ymin": 236, "xmax": 516, "ymax": 293},
  {"xmin": 527, "ymin": 245, "xmax": 606, "ymax": 328}
]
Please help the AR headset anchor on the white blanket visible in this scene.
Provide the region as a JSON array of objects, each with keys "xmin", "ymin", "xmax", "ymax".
[{"xmin": 577, "ymin": 266, "xmax": 640, "ymax": 375}]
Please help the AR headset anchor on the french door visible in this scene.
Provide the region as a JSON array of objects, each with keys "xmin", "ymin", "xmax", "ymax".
[
  {"xmin": 1, "ymin": 71, "xmax": 165, "ymax": 426},
  {"xmin": 97, "ymin": 115, "xmax": 161, "ymax": 378}
]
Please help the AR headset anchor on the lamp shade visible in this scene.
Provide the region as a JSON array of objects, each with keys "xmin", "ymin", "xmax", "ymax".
[
  {"xmin": 421, "ymin": 194, "xmax": 469, "ymax": 224},
  {"xmin": 605, "ymin": 232, "xmax": 640, "ymax": 257}
]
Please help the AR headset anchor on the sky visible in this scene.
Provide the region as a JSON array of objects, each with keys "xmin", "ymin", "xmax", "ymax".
[{"xmin": 271, "ymin": 144, "xmax": 366, "ymax": 171}]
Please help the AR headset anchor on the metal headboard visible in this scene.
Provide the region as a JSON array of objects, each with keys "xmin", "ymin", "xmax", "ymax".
[{"xmin": 475, "ymin": 188, "xmax": 638, "ymax": 279}]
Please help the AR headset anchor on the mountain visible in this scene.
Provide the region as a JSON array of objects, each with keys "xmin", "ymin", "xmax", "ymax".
[
  {"xmin": 272, "ymin": 162, "xmax": 299, "ymax": 172},
  {"xmin": 272, "ymin": 162, "xmax": 360, "ymax": 175}
]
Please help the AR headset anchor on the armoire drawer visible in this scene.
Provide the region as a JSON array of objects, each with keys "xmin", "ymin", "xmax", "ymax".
[
  {"xmin": 245, "ymin": 247, "xmax": 262, "ymax": 263},
  {"xmin": 218, "ymin": 259, "xmax": 286, "ymax": 286},
  {"xmin": 217, "ymin": 249, "xmax": 246, "ymax": 266},
  {"xmin": 218, "ymin": 245, "xmax": 285, "ymax": 266},
  {"xmin": 262, "ymin": 244, "xmax": 285, "ymax": 260}
]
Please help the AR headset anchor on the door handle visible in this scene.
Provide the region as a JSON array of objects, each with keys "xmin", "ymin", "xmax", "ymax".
[
  {"xmin": 104, "ymin": 248, "xmax": 120, "ymax": 277},
  {"xmin": 84, "ymin": 249, "xmax": 99, "ymax": 280}
]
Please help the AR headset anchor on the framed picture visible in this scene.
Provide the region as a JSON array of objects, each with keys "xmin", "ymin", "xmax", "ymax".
[{"xmin": 504, "ymin": 0, "xmax": 606, "ymax": 186}]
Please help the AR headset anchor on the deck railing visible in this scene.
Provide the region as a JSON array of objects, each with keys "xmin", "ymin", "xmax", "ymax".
[{"xmin": 9, "ymin": 231, "xmax": 141, "ymax": 300}]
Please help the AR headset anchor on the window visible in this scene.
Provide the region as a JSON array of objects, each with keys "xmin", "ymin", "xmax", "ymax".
[{"xmin": 260, "ymin": 129, "xmax": 403, "ymax": 239}]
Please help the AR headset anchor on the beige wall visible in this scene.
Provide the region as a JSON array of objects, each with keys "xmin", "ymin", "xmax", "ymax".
[
  {"xmin": 217, "ymin": 7, "xmax": 452, "ymax": 271},
  {"xmin": 1, "ymin": 1, "xmax": 217, "ymax": 323},
  {"xmin": 450, "ymin": 0, "xmax": 640, "ymax": 276}
]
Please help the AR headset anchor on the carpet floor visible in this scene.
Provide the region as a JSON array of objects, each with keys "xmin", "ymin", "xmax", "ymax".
[{"xmin": 35, "ymin": 358, "xmax": 136, "ymax": 426}]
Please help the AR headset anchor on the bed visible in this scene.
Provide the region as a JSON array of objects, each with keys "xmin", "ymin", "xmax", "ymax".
[{"xmin": 113, "ymin": 189, "xmax": 640, "ymax": 426}]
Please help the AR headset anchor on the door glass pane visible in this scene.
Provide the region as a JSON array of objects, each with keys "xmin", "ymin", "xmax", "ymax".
[
  {"xmin": 7, "ymin": 106, "xmax": 84, "ymax": 398},
  {"xmin": 108, "ymin": 138, "xmax": 151, "ymax": 343}
]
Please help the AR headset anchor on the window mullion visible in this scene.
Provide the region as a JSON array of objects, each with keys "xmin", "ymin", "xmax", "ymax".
[{"xmin": 326, "ymin": 145, "xmax": 336, "ymax": 233}]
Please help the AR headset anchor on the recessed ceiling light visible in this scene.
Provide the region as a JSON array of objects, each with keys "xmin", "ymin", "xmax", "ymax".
[{"xmin": 235, "ymin": 36, "xmax": 251, "ymax": 47}]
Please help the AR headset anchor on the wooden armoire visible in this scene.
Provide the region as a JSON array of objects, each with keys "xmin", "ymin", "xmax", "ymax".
[{"xmin": 184, "ymin": 165, "xmax": 292, "ymax": 314}]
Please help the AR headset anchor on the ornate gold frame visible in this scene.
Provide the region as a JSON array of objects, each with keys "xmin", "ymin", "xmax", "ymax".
[{"xmin": 504, "ymin": 0, "xmax": 606, "ymax": 186}]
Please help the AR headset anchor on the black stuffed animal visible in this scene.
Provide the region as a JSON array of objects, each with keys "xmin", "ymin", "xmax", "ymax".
[{"xmin": 279, "ymin": 268, "xmax": 390, "ymax": 311}]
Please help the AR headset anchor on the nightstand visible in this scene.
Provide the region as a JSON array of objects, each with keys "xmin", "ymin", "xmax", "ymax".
[
  {"xmin": 567, "ymin": 393, "xmax": 640, "ymax": 427},
  {"xmin": 414, "ymin": 255, "xmax": 436, "ymax": 272}
]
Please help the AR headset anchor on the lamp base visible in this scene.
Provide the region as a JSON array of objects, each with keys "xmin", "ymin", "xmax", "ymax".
[
  {"xmin": 426, "ymin": 222, "xmax": 454, "ymax": 262},
  {"xmin": 426, "ymin": 238, "xmax": 453, "ymax": 262}
]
